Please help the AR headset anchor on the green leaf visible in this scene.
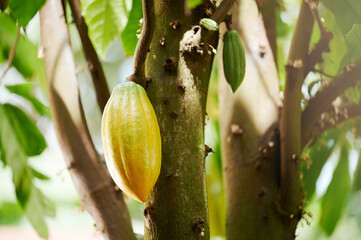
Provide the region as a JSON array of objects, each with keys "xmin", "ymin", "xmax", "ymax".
[
  {"xmin": 352, "ymin": 152, "xmax": 361, "ymax": 191},
  {"xmin": 346, "ymin": 24, "xmax": 361, "ymax": 46},
  {"xmin": 302, "ymin": 137, "xmax": 335, "ymax": 200},
  {"xmin": 345, "ymin": 87, "xmax": 361, "ymax": 104},
  {"xmin": 5, "ymin": 83, "xmax": 47, "ymax": 110},
  {"xmin": 320, "ymin": 145, "xmax": 351, "ymax": 236},
  {"xmin": 318, "ymin": 0, "xmax": 361, "ymax": 76},
  {"xmin": 32, "ymin": 168, "xmax": 51, "ymax": 181},
  {"xmin": 0, "ymin": 13, "xmax": 46, "ymax": 86},
  {"xmin": 0, "ymin": 202, "xmax": 23, "ymax": 225},
  {"xmin": 0, "ymin": 104, "xmax": 53, "ymax": 238},
  {"xmin": 6, "ymin": 83, "xmax": 50, "ymax": 117},
  {"xmin": 121, "ymin": 0, "xmax": 142, "ymax": 55},
  {"xmin": 343, "ymin": 24, "xmax": 361, "ymax": 65},
  {"xmin": 25, "ymin": 187, "xmax": 55, "ymax": 239},
  {"xmin": 15, "ymin": 167, "xmax": 33, "ymax": 207},
  {"xmin": 206, "ymin": 121, "xmax": 225, "ymax": 236},
  {"xmin": 275, "ymin": 1, "xmax": 290, "ymax": 38},
  {"xmin": 0, "ymin": 104, "xmax": 29, "ymax": 180},
  {"xmin": 316, "ymin": 5, "xmax": 348, "ymax": 76},
  {"xmin": 321, "ymin": 0, "xmax": 361, "ymax": 36},
  {"xmin": 187, "ymin": 0, "xmax": 202, "ymax": 9},
  {"xmin": 81, "ymin": 0, "xmax": 128, "ymax": 58},
  {"xmin": 8, "ymin": 0, "xmax": 46, "ymax": 26},
  {"xmin": 3, "ymin": 104, "xmax": 46, "ymax": 156}
]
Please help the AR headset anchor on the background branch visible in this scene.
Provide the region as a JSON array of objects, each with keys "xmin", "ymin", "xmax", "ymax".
[
  {"xmin": 210, "ymin": 0, "xmax": 236, "ymax": 23},
  {"xmin": 301, "ymin": 59, "xmax": 361, "ymax": 148},
  {"xmin": 257, "ymin": 0, "xmax": 277, "ymax": 65},
  {"xmin": 312, "ymin": 69, "xmax": 334, "ymax": 78},
  {"xmin": 68, "ymin": 0, "xmax": 110, "ymax": 113},
  {"xmin": 0, "ymin": 27, "xmax": 20, "ymax": 81},
  {"xmin": 279, "ymin": 0, "xmax": 315, "ymax": 214},
  {"xmin": 39, "ymin": 0, "xmax": 135, "ymax": 239},
  {"xmin": 306, "ymin": 0, "xmax": 323, "ymax": 31},
  {"xmin": 304, "ymin": 0, "xmax": 332, "ymax": 76},
  {"xmin": 127, "ymin": 0, "xmax": 154, "ymax": 87},
  {"xmin": 306, "ymin": 101, "xmax": 361, "ymax": 147}
]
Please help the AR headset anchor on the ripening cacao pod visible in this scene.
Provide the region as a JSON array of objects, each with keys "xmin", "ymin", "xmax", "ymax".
[
  {"xmin": 223, "ymin": 30, "xmax": 246, "ymax": 93},
  {"xmin": 101, "ymin": 81, "xmax": 161, "ymax": 203}
]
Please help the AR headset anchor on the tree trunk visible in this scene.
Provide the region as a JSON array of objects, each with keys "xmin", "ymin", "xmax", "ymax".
[
  {"xmin": 39, "ymin": 0, "xmax": 135, "ymax": 239},
  {"xmin": 219, "ymin": 0, "xmax": 299, "ymax": 239},
  {"xmin": 143, "ymin": 1, "xmax": 217, "ymax": 239}
]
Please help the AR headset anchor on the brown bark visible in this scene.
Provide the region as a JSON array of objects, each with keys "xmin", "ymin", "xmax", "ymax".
[
  {"xmin": 218, "ymin": 0, "xmax": 298, "ymax": 238},
  {"xmin": 302, "ymin": 59, "xmax": 361, "ymax": 148},
  {"xmin": 257, "ymin": 0, "xmax": 277, "ymax": 65},
  {"xmin": 142, "ymin": 0, "xmax": 222, "ymax": 239},
  {"xmin": 68, "ymin": 0, "xmax": 110, "ymax": 112},
  {"xmin": 279, "ymin": 0, "xmax": 314, "ymax": 216},
  {"xmin": 39, "ymin": 0, "xmax": 135, "ymax": 239}
]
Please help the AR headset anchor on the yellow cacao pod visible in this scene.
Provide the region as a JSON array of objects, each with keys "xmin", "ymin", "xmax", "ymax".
[{"xmin": 101, "ymin": 81, "xmax": 161, "ymax": 203}]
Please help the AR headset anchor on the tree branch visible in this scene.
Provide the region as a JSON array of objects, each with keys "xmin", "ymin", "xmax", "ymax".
[
  {"xmin": 306, "ymin": 101, "xmax": 361, "ymax": 147},
  {"xmin": 301, "ymin": 59, "xmax": 361, "ymax": 148},
  {"xmin": 127, "ymin": 0, "xmax": 154, "ymax": 87},
  {"xmin": 312, "ymin": 69, "xmax": 334, "ymax": 78},
  {"xmin": 0, "ymin": 27, "xmax": 20, "ymax": 81},
  {"xmin": 257, "ymin": 0, "xmax": 277, "ymax": 66},
  {"xmin": 279, "ymin": 0, "xmax": 315, "ymax": 214},
  {"xmin": 68, "ymin": 0, "xmax": 110, "ymax": 113},
  {"xmin": 304, "ymin": 0, "xmax": 332, "ymax": 76},
  {"xmin": 210, "ymin": 0, "xmax": 236, "ymax": 23},
  {"xmin": 201, "ymin": 0, "xmax": 215, "ymax": 7},
  {"xmin": 332, "ymin": 102, "xmax": 361, "ymax": 127},
  {"xmin": 306, "ymin": 0, "xmax": 323, "ymax": 31},
  {"xmin": 39, "ymin": 0, "xmax": 135, "ymax": 239}
]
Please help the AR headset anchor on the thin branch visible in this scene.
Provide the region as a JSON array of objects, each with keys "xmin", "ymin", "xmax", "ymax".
[
  {"xmin": 312, "ymin": 69, "xmax": 335, "ymax": 78},
  {"xmin": 203, "ymin": 0, "xmax": 215, "ymax": 7},
  {"xmin": 68, "ymin": 0, "xmax": 110, "ymax": 113},
  {"xmin": 332, "ymin": 102, "xmax": 361, "ymax": 127},
  {"xmin": 304, "ymin": 0, "xmax": 332, "ymax": 76},
  {"xmin": 306, "ymin": 0, "xmax": 323, "ymax": 31},
  {"xmin": 305, "ymin": 30, "xmax": 332, "ymax": 74},
  {"xmin": 279, "ymin": 0, "xmax": 315, "ymax": 214},
  {"xmin": 127, "ymin": 0, "xmax": 154, "ymax": 87},
  {"xmin": 301, "ymin": 59, "xmax": 361, "ymax": 148},
  {"xmin": 210, "ymin": 0, "xmax": 236, "ymax": 23},
  {"xmin": 307, "ymin": 101, "xmax": 361, "ymax": 147},
  {"xmin": 39, "ymin": 0, "xmax": 135, "ymax": 239},
  {"xmin": 257, "ymin": 0, "xmax": 277, "ymax": 66},
  {"xmin": 0, "ymin": 27, "xmax": 20, "ymax": 81}
]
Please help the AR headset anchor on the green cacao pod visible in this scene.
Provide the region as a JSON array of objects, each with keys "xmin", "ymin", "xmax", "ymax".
[
  {"xmin": 223, "ymin": 30, "xmax": 246, "ymax": 93},
  {"xmin": 200, "ymin": 18, "xmax": 219, "ymax": 31},
  {"xmin": 101, "ymin": 82, "xmax": 161, "ymax": 203}
]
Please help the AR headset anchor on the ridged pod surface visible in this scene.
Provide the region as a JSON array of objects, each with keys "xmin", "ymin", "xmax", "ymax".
[
  {"xmin": 101, "ymin": 82, "xmax": 161, "ymax": 203},
  {"xmin": 223, "ymin": 30, "xmax": 246, "ymax": 93},
  {"xmin": 200, "ymin": 18, "xmax": 219, "ymax": 31}
]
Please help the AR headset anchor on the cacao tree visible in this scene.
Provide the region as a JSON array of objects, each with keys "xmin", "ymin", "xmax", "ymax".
[{"xmin": 1, "ymin": 0, "xmax": 361, "ymax": 239}]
